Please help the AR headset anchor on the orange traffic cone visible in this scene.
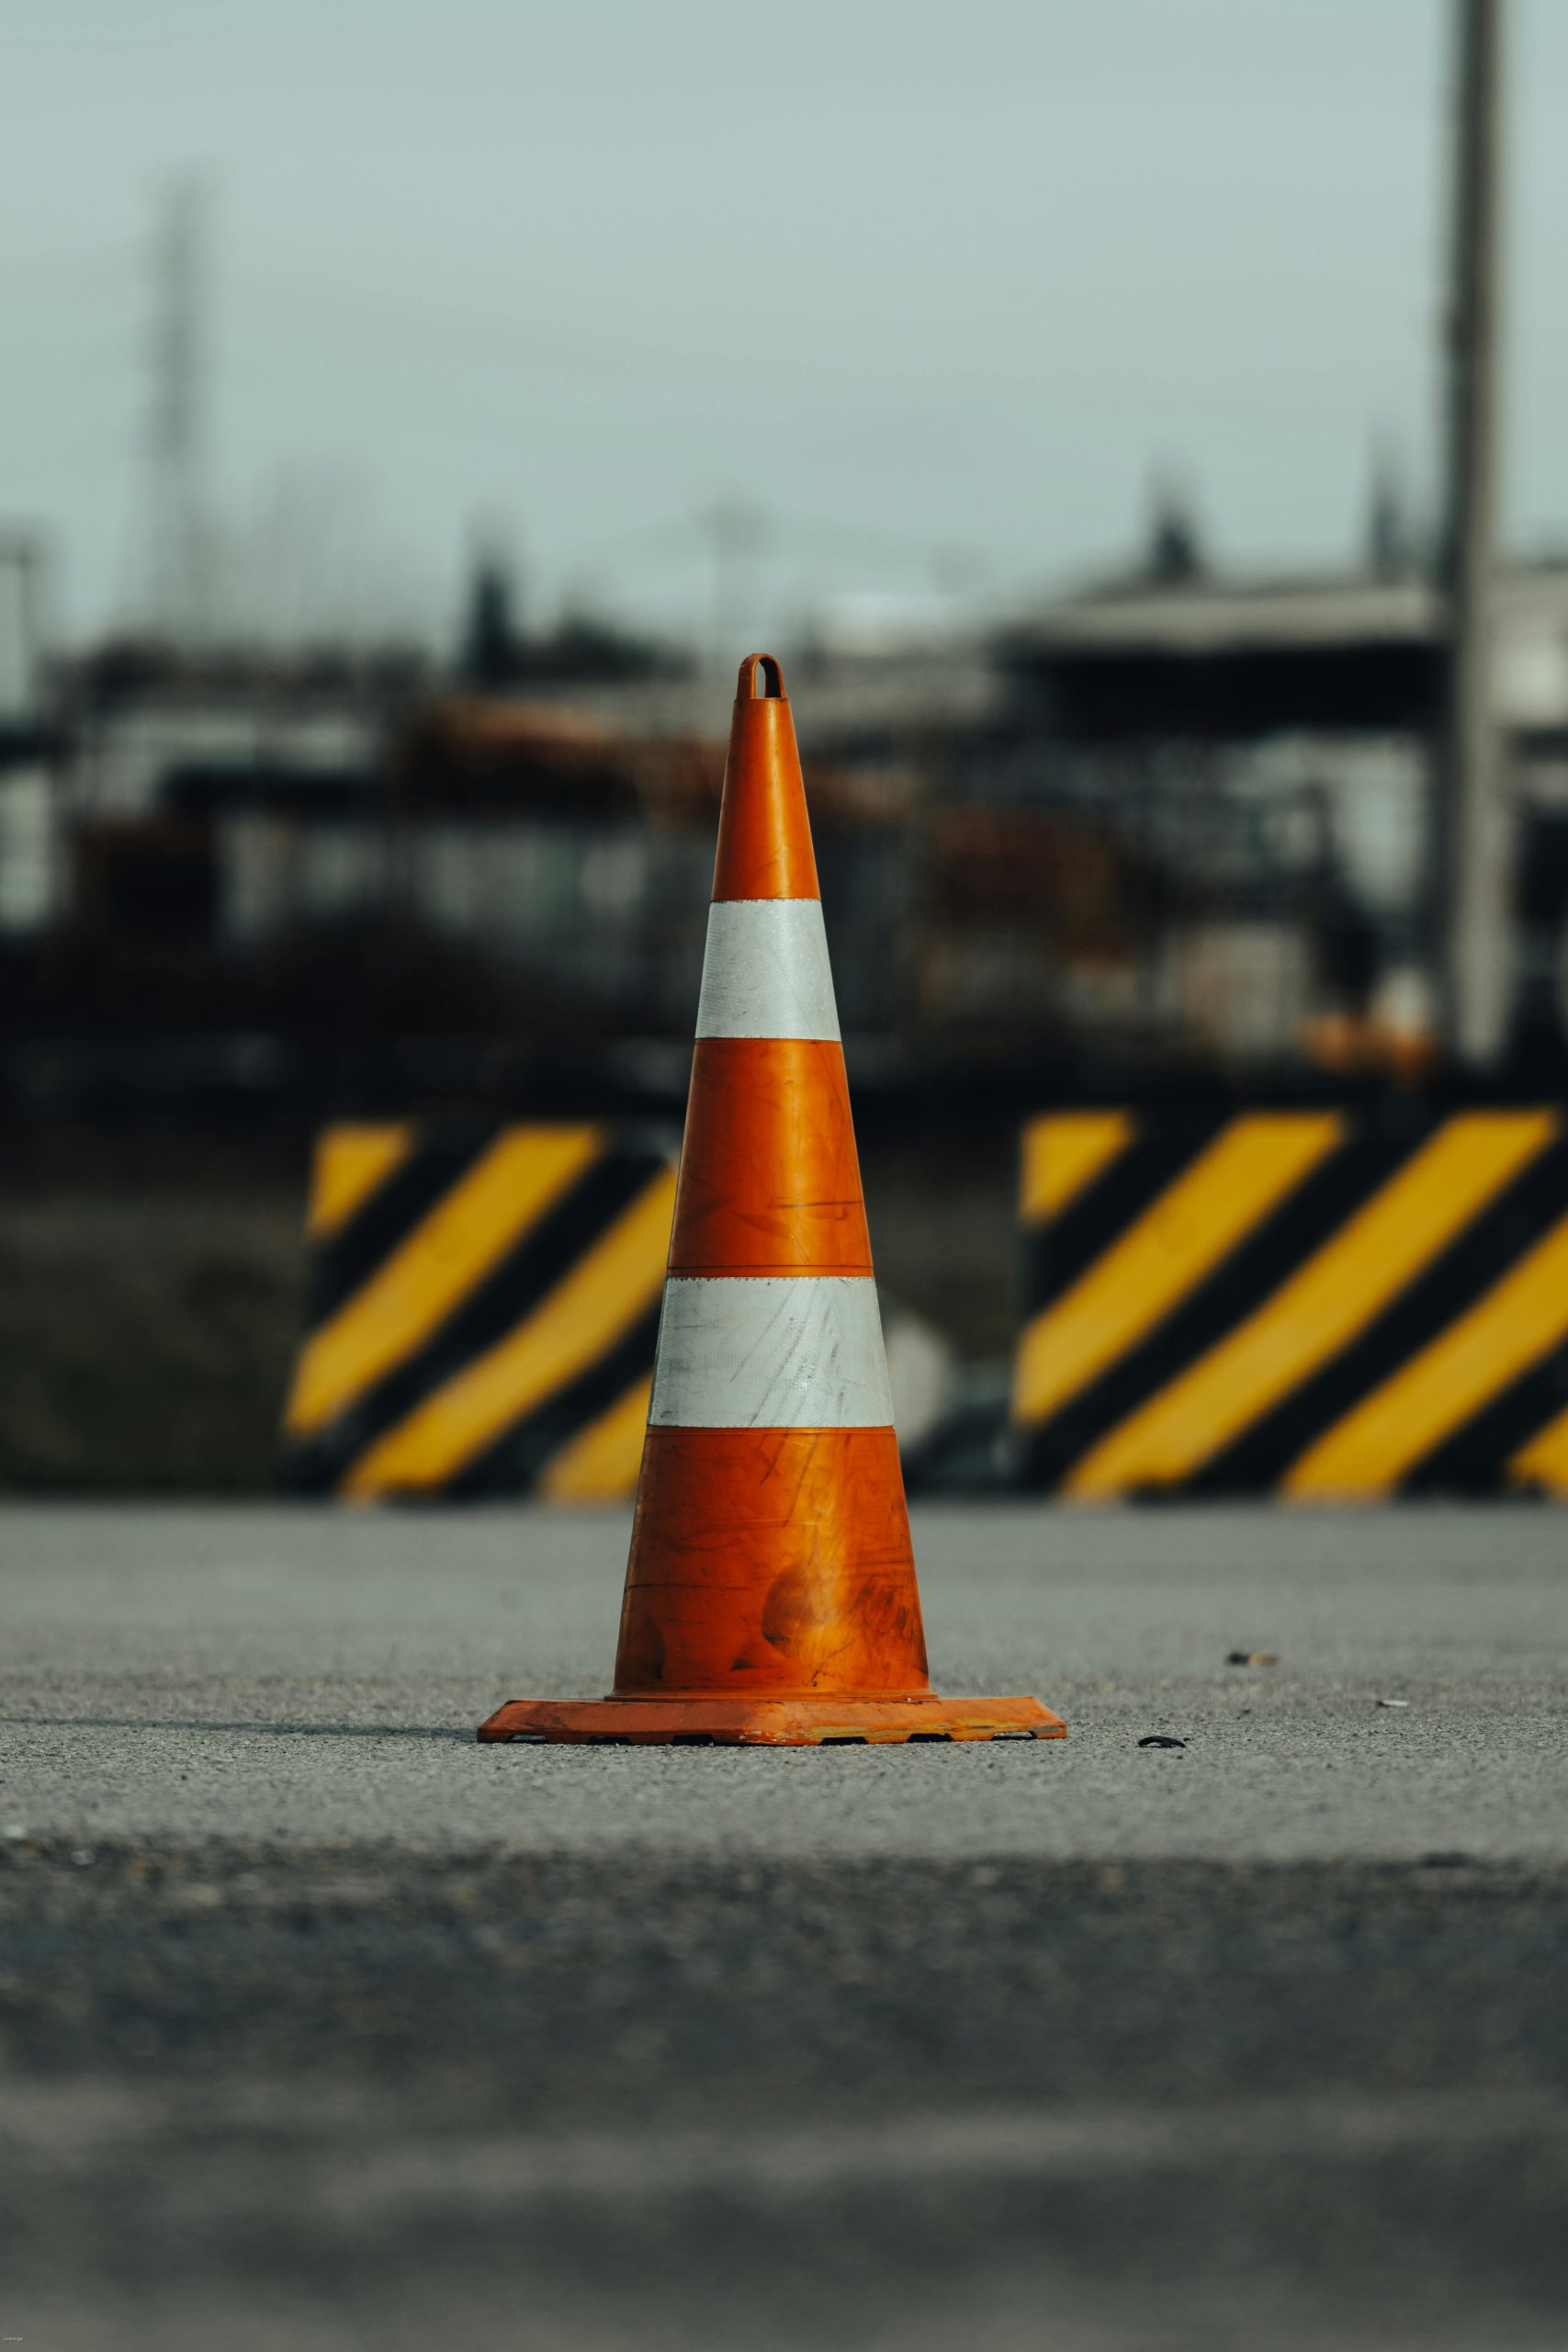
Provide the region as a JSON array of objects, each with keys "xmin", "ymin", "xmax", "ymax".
[{"xmin": 479, "ymin": 655, "xmax": 1065, "ymax": 1746}]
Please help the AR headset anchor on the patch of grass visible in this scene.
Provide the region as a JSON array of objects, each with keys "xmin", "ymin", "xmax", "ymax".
[{"xmin": 0, "ymin": 1195, "xmax": 305, "ymax": 1493}]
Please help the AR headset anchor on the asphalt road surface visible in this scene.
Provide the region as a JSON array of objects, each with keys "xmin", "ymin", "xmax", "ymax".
[{"xmin": 3, "ymin": 1502, "xmax": 1566, "ymax": 2350}]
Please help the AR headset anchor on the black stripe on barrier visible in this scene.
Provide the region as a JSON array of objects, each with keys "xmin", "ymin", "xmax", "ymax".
[
  {"xmin": 287, "ymin": 1148, "xmax": 666, "ymax": 1493},
  {"xmin": 1405, "ymin": 1339, "xmax": 1568, "ymax": 1494},
  {"xmin": 448, "ymin": 1298, "xmax": 666, "ymax": 1499},
  {"xmin": 1015, "ymin": 1126, "xmax": 1421, "ymax": 1489},
  {"xmin": 1196, "ymin": 1140, "xmax": 1568, "ymax": 1495},
  {"xmin": 1019, "ymin": 1119, "xmax": 1223, "ymax": 1321},
  {"xmin": 305, "ymin": 1129, "xmax": 493, "ymax": 1329}
]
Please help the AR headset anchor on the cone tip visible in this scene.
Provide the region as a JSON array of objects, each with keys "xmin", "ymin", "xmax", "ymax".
[{"xmin": 737, "ymin": 652, "xmax": 786, "ymax": 702}]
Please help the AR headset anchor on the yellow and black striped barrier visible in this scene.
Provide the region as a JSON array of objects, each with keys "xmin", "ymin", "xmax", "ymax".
[
  {"xmin": 282, "ymin": 1123, "xmax": 676, "ymax": 1501},
  {"xmin": 1011, "ymin": 1108, "xmax": 1568, "ymax": 1499}
]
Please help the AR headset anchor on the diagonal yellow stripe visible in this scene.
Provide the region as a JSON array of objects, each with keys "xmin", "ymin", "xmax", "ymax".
[
  {"xmin": 1011, "ymin": 1114, "xmax": 1345, "ymax": 1430},
  {"xmin": 285, "ymin": 1125, "xmax": 604, "ymax": 1437},
  {"xmin": 1287, "ymin": 1212, "xmax": 1568, "ymax": 1498},
  {"xmin": 307, "ymin": 1124, "xmax": 412, "ymax": 1238},
  {"xmin": 538, "ymin": 1374, "xmax": 653, "ymax": 1502},
  {"xmin": 1020, "ymin": 1113, "xmax": 1136, "ymax": 1223},
  {"xmin": 343, "ymin": 1169, "xmax": 677, "ymax": 1497},
  {"xmin": 1509, "ymin": 1384, "xmax": 1568, "ymax": 1496},
  {"xmin": 1066, "ymin": 1111, "xmax": 1560, "ymax": 1498}
]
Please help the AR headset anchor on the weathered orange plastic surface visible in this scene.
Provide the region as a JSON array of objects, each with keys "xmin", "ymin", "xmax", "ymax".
[
  {"xmin": 710, "ymin": 657, "xmax": 819, "ymax": 902},
  {"xmin": 615, "ymin": 1427, "xmax": 927, "ymax": 1695},
  {"xmin": 477, "ymin": 652, "xmax": 1063, "ymax": 1753},
  {"xmin": 669, "ymin": 1040, "xmax": 872, "ymax": 1276},
  {"xmin": 478, "ymin": 1693, "xmax": 1066, "ymax": 1745}
]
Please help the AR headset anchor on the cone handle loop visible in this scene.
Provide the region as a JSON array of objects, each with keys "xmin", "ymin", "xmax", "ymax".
[{"xmin": 738, "ymin": 652, "xmax": 784, "ymax": 700}]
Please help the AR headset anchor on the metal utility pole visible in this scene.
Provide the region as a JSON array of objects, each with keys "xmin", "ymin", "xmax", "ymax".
[
  {"xmin": 147, "ymin": 175, "xmax": 210, "ymax": 648},
  {"xmin": 1436, "ymin": 0, "xmax": 1509, "ymax": 1067}
]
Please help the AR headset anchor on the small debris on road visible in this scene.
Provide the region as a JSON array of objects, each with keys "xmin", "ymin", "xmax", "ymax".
[
  {"xmin": 1138, "ymin": 1736, "xmax": 1188, "ymax": 1749},
  {"xmin": 1226, "ymin": 1650, "xmax": 1277, "ymax": 1667},
  {"xmin": 1375, "ymin": 1697, "xmax": 1410, "ymax": 1709}
]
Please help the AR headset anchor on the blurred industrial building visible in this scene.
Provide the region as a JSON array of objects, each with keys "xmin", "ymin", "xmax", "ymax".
[
  {"xmin": 31, "ymin": 501, "xmax": 1556, "ymax": 1496},
  {"xmin": 5, "ymin": 507, "xmax": 1568, "ymax": 1119}
]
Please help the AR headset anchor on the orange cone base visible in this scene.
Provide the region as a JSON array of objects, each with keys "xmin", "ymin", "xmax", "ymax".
[{"xmin": 477, "ymin": 1693, "xmax": 1066, "ymax": 1746}]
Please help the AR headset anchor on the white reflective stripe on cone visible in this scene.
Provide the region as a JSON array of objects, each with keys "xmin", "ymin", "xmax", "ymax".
[
  {"xmin": 694, "ymin": 899, "xmax": 841, "ymax": 1043},
  {"xmin": 649, "ymin": 1276, "xmax": 893, "ymax": 1429}
]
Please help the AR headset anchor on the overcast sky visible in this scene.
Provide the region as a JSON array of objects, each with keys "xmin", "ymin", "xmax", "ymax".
[{"xmin": 6, "ymin": 0, "xmax": 1568, "ymax": 650}]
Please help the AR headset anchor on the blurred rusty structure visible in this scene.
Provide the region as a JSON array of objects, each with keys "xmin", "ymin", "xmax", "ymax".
[{"xmin": 7, "ymin": 534, "xmax": 1568, "ymax": 1123}]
